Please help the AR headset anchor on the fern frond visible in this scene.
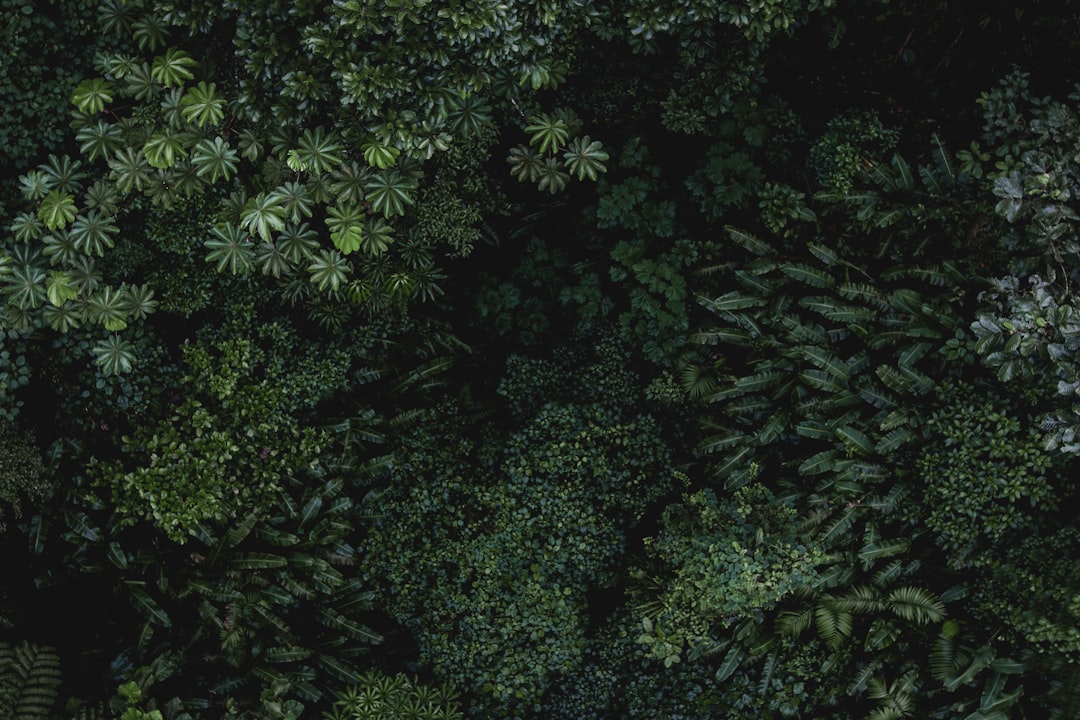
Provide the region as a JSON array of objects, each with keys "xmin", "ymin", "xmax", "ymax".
[
  {"xmin": 814, "ymin": 601, "xmax": 852, "ymax": 649},
  {"xmin": 680, "ymin": 363, "xmax": 718, "ymax": 399},
  {"xmin": 887, "ymin": 586, "xmax": 946, "ymax": 624},
  {"xmin": 757, "ymin": 652, "xmax": 777, "ymax": 696},
  {"xmin": 930, "ymin": 634, "xmax": 959, "ymax": 683},
  {"xmin": 832, "ymin": 585, "xmax": 885, "ymax": 615},
  {"xmin": 0, "ymin": 641, "xmax": 62, "ymax": 720}
]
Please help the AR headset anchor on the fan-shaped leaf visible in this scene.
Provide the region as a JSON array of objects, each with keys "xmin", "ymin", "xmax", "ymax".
[{"xmin": 150, "ymin": 47, "xmax": 197, "ymax": 86}]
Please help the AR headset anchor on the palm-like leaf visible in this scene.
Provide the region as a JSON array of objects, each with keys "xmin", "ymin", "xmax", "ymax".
[
  {"xmin": 292, "ymin": 127, "xmax": 344, "ymax": 174},
  {"xmin": 19, "ymin": 170, "xmax": 55, "ymax": 201},
  {"xmin": 5, "ymin": 264, "xmax": 47, "ymax": 309},
  {"xmin": 72, "ymin": 78, "xmax": 113, "ymax": 114},
  {"xmin": 77, "ymin": 121, "xmax": 124, "ymax": 161},
  {"xmin": 98, "ymin": 1, "xmax": 139, "ymax": 34},
  {"xmin": 86, "ymin": 286, "xmax": 129, "ymax": 331},
  {"xmin": 42, "ymin": 230, "xmax": 80, "ymax": 266},
  {"xmin": 102, "ymin": 51, "xmax": 138, "ymax": 78},
  {"xmin": 69, "ymin": 211, "xmax": 119, "ymax": 256},
  {"xmin": 181, "ymin": 81, "xmax": 225, "ymax": 127},
  {"xmin": 255, "ymin": 241, "xmax": 292, "ymax": 278},
  {"xmin": 272, "ymin": 182, "xmax": 313, "ymax": 222},
  {"xmin": 525, "ymin": 113, "xmax": 569, "ymax": 154},
  {"xmin": 0, "ymin": 642, "xmax": 63, "ymax": 720},
  {"xmin": 124, "ymin": 283, "xmax": 158, "ymax": 319},
  {"xmin": 205, "ymin": 222, "xmax": 255, "ymax": 274},
  {"xmin": 361, "ymin": 140, "xmax": 400, "ymax": 170},
  {"xmin": 67, "ymin": 256, "xmax": 101, "ymax": 295},
  {"xmin": 563, "ymin": 136, "xmax": 609, "ymax": 180},
  {"xmin": 308, "ymin": 249, "xmax": 349, "ymax": 293},
  {"xmin": 92, "ymin": 335, "xmax": 136, "ymax": 375},
  {"xmin": 362, "ymin": 218, "xmax": 395, "ymax": 255},
  {"xmin": 887, "ymin": 586, "xmax": 945, "ymax": 624},
  {"xmin": 364, "ymin": 170, "xmax": 415, "ymax": 217},
  {"xmin": 108, "ymin": 148, "xmax": 153, "ymax": 193},
  {"xmin": 241, "ymin": 192, "xmax": 288, "ymax": 243},
  {"xmin": 38, "ymin": 191, "xmax": 78, "ymax": 231},
  {"xmin": 536, "ymin": 157, "xmax": 570, "ymax": 194},
  {"xmin": 150, "ymin": 47, "xmax": 197, "ymax": 86},
  {"xmin": 448, "ymin": 94, "xmax": 492, "ymax": 136},
  {"xmin": 122, "ymin": 60, "xmax": 157, "ymax": 100},
  {"xmin": 507, "ymin": 145, "xmax": 544, "ymax": 183},
  {"xmin": 191, "ymin": 136, "xmax": 239, "ymax": 183},
  {"xmin": 40, "ymin": 155, "xmax": 87, "ymax": 193},
  {"xmin": 45, "ymin": 271, "xmax": 79, "ymax": 307},
  {"xmin": 159, "ymin": 87, "xmax": 184, "ymax": 129},
  {"xmin": 277, "ymin": 223, "xmax": 320, "ymax": 263},
  {"xmin": 43, "ymin": 301, "xmax": 83, "ymax": 332},
  {"xmin": 143, "ymin": 127, "xmax": 187, "ymax": 169},
  {"xmin": 66, "ymin": 255, "xmax": 101, "ymax": 295},
  {"xmin": 326, "ymin": 203, "xmax": 366, "ymax": 255},
  {"xmin": 329, "ymin": 161, "xmax": 370, "ymax": 204},
  {"xmin": 10, "ymin": 212, "xmax": 44, "ymax": 242}
]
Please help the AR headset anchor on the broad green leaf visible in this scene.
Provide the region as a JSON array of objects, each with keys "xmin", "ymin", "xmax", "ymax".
[
  {"xmin": 326, "ymin": 203, "xmax": 365, "ymax": 255},
  {"xmin": 781, "ymin": 262, "xmax": 835, "ymax": 288},
  {"xmin": 76, "ymin": 121, "xmax": 123, "ymax": 161},
  {"xmin": 191, "ymin": 136, "xmax": 239, "ymax": 183},
  {"xmin": 800, "ymin": 369, "xmax": 846, "ymax": 394},
  {"xmin": 563, "ymin": 135, "xmax": 609, "ymax": 180},
  {"xmin": 38, "ymin": 190, "xmax": 77, "ymax": 230},
  {"xmin": 944, "ymin": 645, "xmax": 996, "ymax": 691},
  {"xmin": 361, "ymin": 140, "xmax": 400, "ymax": 169},
  {"xmin": 241, "ymin": 192, "xmax": 288, "ymax": 243},
  {"xmin": 180, "ymin": 81, "xmax": 224, "ymax": 126},
  {"xmin": 205, "ymin": 222, "xmax": 255, "ymax": 274},
  {"xmin": 150, "ymin": 47, "xmax": 197, "ymax": 86},
  {"xmin": 365, "ymin": 169, "xmax": 416, "ymax": 217},
  {"xmin": 228, "ymin": 552, "xmax": 288, "ymax": 570},
  {"xmin": 726, "ymin": 226, "xmax": 774, "ymax": 256},
  {"xmin": 46, "ymin": 271, "xmax": 79, "ymax": 307},
  {"xmin": 525, "ymin": 113, "xmax": 569, "ymax": 154},
  {"xmin": 125, "ymin": 581, "xmax": 171, "ymax": 626},
  {"xmin": 307, "ymin": 249, "xmax": 349, "ymax": 293},
  {"xmin": 143, "ymin": 128, "xmax": 187, "ymax": 169},
  {"xmin": 698, "ymin": 431, "xmax": 747, "ymax": 454},
  {"xmin": 294, "ymin": 126, "xmax": 344, "ymax": 174},
  {"xmin": 835, "ymin": 425, "xmax": 874, "ymax": 456},
  {"xmin": 715, "ymin": 645, "xmax": 745, "ymax": 682},
  {"xmin": 72, "ymin": 78, "xmax": 113, "ymax": 114},
  {"xmin": 799, "ymin": 449, "xmax": 838, "ymax": 475}
]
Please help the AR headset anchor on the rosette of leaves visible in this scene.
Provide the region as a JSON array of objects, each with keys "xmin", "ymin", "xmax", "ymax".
[{"xmin": 508, "ymin": 109, "xmax": 608, "ymax": 194}]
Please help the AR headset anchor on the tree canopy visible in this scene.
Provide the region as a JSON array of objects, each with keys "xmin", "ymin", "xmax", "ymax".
[{"xmin": 2, "ymin": 1, "xmax": 1080, "ymax": 719}]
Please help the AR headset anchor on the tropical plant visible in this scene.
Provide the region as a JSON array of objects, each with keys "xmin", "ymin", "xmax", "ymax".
[
  {"xmin": 89, "ymin": 318, "xmax": 351, "ymax": 540},
  {"xmin": 0, "ymin": 641, "xmax": 62, "ymax": 720},
  {"xmin": 366, "ymin": 333, "xmax": 674, "ymax": 717},
  {"xmin": 324, "ymin": 671, "xmax": 463, "ymax": 720}
]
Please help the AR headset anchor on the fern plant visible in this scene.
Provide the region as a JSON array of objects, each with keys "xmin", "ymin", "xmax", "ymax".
[{"xmin": 0, "ymin": 641, "xmax": 62, "ymax": 720}]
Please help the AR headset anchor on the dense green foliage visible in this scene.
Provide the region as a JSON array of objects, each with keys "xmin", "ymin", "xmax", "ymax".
[{"xmin": 3, "ymin": 1, "xmax": 1080, "ymax": 718}]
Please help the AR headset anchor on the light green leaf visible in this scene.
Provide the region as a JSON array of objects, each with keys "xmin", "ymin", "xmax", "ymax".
[{"xmin": 38, "ymin": 190, "xmax": 78, "ymax": 230}]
